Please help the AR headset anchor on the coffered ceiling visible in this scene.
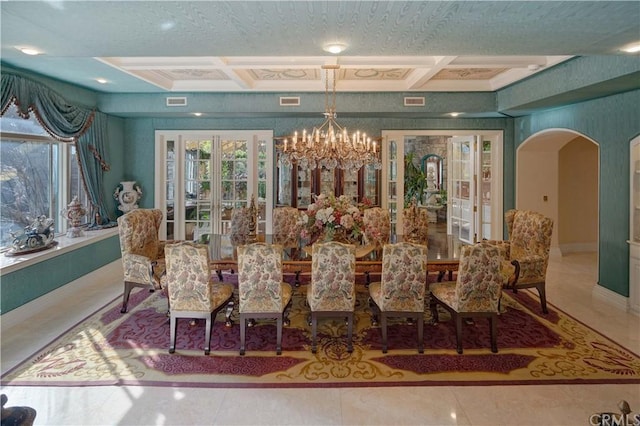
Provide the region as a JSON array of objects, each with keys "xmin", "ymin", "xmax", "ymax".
[{"xmin": 1, "ymin": 1, "xmax": 638, "ymax": 94}]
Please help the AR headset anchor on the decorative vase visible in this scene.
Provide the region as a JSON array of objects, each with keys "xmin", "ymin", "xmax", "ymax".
[
  {"xmin": 114, "ymin": 181, "xmax": 142, "ymax": 213},
  {"xmin": 61, "ymin": 196, "xmax": 88, "ymax": 238}
]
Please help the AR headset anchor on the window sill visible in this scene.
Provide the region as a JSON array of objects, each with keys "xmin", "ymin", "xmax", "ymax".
[{"xmin": 0, "ymin": 228, "xmax": 119, "ymax": 275}]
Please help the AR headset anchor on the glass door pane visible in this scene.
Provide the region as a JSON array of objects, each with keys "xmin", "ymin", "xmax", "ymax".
[
  {"xmin": 449, "ymin": 136, "xmax": 476, "ymax": 244},
  {"xmin": 480, "ymin": 139, "xmax": 492, "ymax": 240},
  {"xmin": 220, "ymin": 137, "xmax": 248, "ymax": 235},
  {"xmin": 363, "ymin": 163, "xmax": 379, "ymax": 205},
  {"xmin": 343, "ymin": 169, "xmax": 359, "ymax": 203}
]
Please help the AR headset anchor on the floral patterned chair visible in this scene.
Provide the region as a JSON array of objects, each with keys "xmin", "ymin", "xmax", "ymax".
[
  {"xmin": 485, "ymin": 209, "xmax": 554, "ymax": 314},
  {"xmin": 308, "ymin": 241, "xmax": 357, "ymax": 353},
  {"xmin": 230, "ymin": 196, "xmax": 258, "ymax": 249},
  {"xmin": 363, "ymin": 207, "xmax": 391, "ymax": 255},
  {"xmin": 164, "ymin": 242, "xmax": 234, "ymax": 355},
  {"xmin": 273, "ymin": 206, "xmax": 302, "ymax": 254},
  {"xmin": 429, "ymin": 241, "xmax": 506, "ymax": 354},
  {"xmin": 369, "ymin": 242, "xmax": 428, "ymax": 353},
  {"xmin": 117, "ymin": 209, "xmax": 170, "ymax": 313},
  {"xmin": 403, "ymin": 198, "xmax": 428, "ymax": 245},
  {"xmin": 237, "ymin": 242, "xmax": 293, "ymax": 355}
]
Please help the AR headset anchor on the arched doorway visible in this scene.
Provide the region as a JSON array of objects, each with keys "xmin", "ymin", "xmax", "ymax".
[{"xmin": 517, "ymin": 129, "xmax": 599, "ymax": 260}]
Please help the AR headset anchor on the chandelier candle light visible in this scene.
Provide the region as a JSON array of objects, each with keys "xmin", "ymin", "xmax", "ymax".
[{"xmin": 278, "ymin": 65, "xmax": 382, "ymax": 172}]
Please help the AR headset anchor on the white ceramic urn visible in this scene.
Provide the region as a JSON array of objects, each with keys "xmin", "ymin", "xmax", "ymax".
[{"xmin": 114, "ymin": 181, "xmax": 142, "ymax": 213}]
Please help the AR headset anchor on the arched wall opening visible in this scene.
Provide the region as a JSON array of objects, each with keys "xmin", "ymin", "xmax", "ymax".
[{"xmin": 516, "ymin": 129, "xmax": 599, "ymax": 258}]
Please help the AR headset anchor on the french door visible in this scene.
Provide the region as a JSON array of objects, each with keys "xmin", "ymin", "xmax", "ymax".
[
  {"xmin": 155, "ymin": 130, "xmax": 273, "ymax": 241},
  {"xmin": 381, "ymin": 130, "xmax": 503, "ymax": 243}
]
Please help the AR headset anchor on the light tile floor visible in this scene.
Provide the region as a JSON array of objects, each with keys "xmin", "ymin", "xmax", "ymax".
[{"xmin": 1, "ymin": 252, "xmax": 639, "ymax": 425}]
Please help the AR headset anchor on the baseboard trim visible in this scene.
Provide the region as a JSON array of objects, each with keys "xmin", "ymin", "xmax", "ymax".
[
  {"xmin": 0, "ymin": 260, "xmax": 122, "ymax": 330},
  {"xmin": 592, "ymin": 283, "xmax": 632, "ymax": 314}
]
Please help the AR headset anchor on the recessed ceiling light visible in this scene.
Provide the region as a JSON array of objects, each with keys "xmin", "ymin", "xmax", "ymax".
[
  {"xmin": 323, "ymin": 43, "xmax": 347, "ymax": 54},
  {"xmin": 621, "ymin": 42, "xmax": 640, "ymax": 53},
  {"xmin": 160, "ymin": 21, "xmax": 175, "ymax": 31},
  {"xmin": 17, "ymin": 47, "xmax": 41, "ymax": 56},
  {"xmin": 193, "ymin": 112, "xmax": 202, "ymax": 117},
  {"xmin": 96, "ymin": 78, "xmax": 108, "ymax": 84},
  {"xmin": 449, "ymin": 112, "xmax": 461, "ymax": 117}
]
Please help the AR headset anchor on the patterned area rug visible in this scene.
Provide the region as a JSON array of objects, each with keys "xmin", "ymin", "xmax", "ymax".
[{"xmin": 3, "ymin": 274, "xmax": 640, "ymax": 388}]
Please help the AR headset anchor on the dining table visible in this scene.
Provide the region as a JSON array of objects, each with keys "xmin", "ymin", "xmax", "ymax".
[{"xmin": 203, "ymin": 232, "xmax": 463, "ymax": 286}]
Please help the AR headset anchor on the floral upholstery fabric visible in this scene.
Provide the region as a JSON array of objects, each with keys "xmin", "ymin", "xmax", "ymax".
[
  {"xmin": 430, "ymin": 242, "xmax": 505, "ymax": 313},
  {"xmin": 230, "ymin": 204, "xmax": 258, "ymax": 247},
  {"xmin": 273, "ymin": 207, "xmax": 302, "ymax": 248},
  {"xmin": 485, "ymin": 209, "xmax": 553, "ymax": 286},
  {"xmin": 117, "ymin": 209, "xmax": 167, "ymax": 287},
  {"xmin": 363, "ymin": 207, "xmax": 391, "ymax": 248},
  {"xmin": 164, "ymin": 242, "xmax": 234, "ymax": 312},
  {"xmin": 402, "ymin": 199, "xmax": 428, "ymax": 245},
  {"xmin": 237, "ymin": 243, "xmax": 293, "ymax": 313},
  {"xmin": 369, "ymin": 242, "xmax": 428, "ymax": 312},
  {"xmin": 308, "ymin": 242, "xmax": 356, "ymax": 312}
]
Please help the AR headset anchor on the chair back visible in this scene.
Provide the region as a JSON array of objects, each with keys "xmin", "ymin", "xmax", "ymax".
[
  {"xmin": 273, "ymin": 207, "xmax": 302, "ymax": 248},
  {"xmin": 402, "ymin": 199, "xmax": 428, "ymax": 245},
  {"xmin": 165, "ymin": 242, "xmax": 213, "ymax": 312},
  {"xmin": 454, "ymin": 242, "xmax": 505, "ymax": 312},
  {"xmin": 379, "ymin": 242, "xmax": 428, "ymax": 311},
  {"xmin": 117, "ymin": 209, "xmax": 162, "ymax": 260},
  {"xmin": 309, "ymin": 241, "xmax": 356, "ymax": 311},
  {"xmin": 230, "ymin": 197, "xmax": 258, "ymax": 247},
  {"xmin": 237, "ymin": 243, "xmax": 285, "ymax": 313},
  {"xmin": 507, "ymin": 209, "xmax": 553, "ymax": 278},
  {"xmin": 363, "ymin": 207, "xmax": 391, "ymax": 248}
]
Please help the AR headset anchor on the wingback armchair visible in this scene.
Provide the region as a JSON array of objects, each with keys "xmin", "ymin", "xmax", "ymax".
[
  {"xmin": 486, "ymin": 209, "xmax": 554, "ymax": 314},
  {"xmin": 117, "ymin": 209, "xmax": 170, "ymax": 313}
]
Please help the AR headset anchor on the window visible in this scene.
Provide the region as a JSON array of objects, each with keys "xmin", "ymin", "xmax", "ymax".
[{"xmin": 0, "ymin": 104, "xmax": 89, "ymax": 250}]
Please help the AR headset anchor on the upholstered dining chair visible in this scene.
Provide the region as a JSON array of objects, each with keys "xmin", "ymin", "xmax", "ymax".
[
  {"xmin": 308, "ymin": 241, "xmax": 357, "ymax": 354},
  {"xmin": 164, "ymin": 242, "xmax": 234, "ymax": 355},
  {"xmin": 403, "ymin": 198, "xmax": 428, "ymax": 245},
  {"xmin": 369, "ymin": 242, "xmax": 428, "ymax": 353},
  {"xmin": 485, "ymin": 209, "xmax": 554, "ymax": 314},
  {"xmin": 429, "ymin": 241, "xmax": 506, "ymax": 354},
  {"xmin": 117, "ymin": 208, "xmax": 170, "ymax": 313},
  {"xmin": 273, "ymin": 206, "xmax": 302, "ymax": 255},
  {"xmin": 237, "ymin": 242, "xmax": 293, "ymax": 355},
  {"xmin": 363, "ymin": 207, "xmax": 391, "ymax": 256},
  {"xmin": 230, "ymin": 196, "xmax": 258, "ymax": 249}
]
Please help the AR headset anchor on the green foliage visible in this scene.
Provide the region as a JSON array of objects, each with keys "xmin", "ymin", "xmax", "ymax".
[{"xmin": 404, "ymin": 152, "xmax": 426, "ymax": 206}]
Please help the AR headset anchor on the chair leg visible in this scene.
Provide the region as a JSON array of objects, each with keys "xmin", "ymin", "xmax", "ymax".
[
  {"xmin": 536, "ymin": 283, "xmax": 549, "ymax": 314},
  {"xmin": 347, "ymin": 313, "xmax": 354, "ymax": 353},
  {"xmin": 239, "ymin": 314, "xmax": 246, "ymax": 356},
  {"xmin": 276, "ymin": 316, "xmax": 283, "ymax": 355},
  {"xmin": 204, "ymin": 315, "xmax": 212, "ymax": 355},
  {"xmin": 311, "ymin": 313, "xmax": 318, "ymax": 354},
  {"xmin": 381, "ymin": 314, "xmax": 388, "ymax": 354},
  {"xmin": 455, "ymin": 315, "xmax": 463, "ymax": 354},
  {"xmin": 224, "ymin": 299, "xmax": 234, "ymax": 327},
  {"xmin": 120, "ymin": 281, "xmax": 137, "ymax": 313},
  {"xmin": 369, "ymin": 297, "xmax": 380, "ymax": 326},
  {"xmin": 169, "ymin": 315, "xmax": 177, "ymax": 354},
  {"xmin": 490, "ymin": 314, "xmax": 498, "ymax": 353},
  {"xmin": 429, "ymin": 294, "xmax": 440, "ymax": 324},
  {"xmin": 417, "ymin": 313, "xmax": 424, "ymax": 354}
]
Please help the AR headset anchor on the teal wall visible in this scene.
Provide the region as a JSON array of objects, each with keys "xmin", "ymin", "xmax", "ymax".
[
  {"xmin": 514, "ymin": 89, "xmax": 640, "ymax": 296},
  {"xmin": 0, "ymin": 235, "xmax": 121, "ymax": 313}
]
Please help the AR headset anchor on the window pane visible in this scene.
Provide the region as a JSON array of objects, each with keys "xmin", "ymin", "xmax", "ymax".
[{"xmin": 0, "ymin": 139, "xmax": 54, "ymax": 247}]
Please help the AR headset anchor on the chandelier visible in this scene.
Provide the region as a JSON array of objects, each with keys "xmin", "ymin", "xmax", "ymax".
[{"xmin": 277, "ymin": 65, "xmax": 382, "ymax": 172}]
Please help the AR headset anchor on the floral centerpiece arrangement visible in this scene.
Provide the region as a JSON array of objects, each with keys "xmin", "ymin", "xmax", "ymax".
[{"xmin": 299, "ymin": 193, "xmax": 369, "ymax": 244}]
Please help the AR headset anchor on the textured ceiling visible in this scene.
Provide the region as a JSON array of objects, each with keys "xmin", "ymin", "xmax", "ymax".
[{"xmin": 1, "ymin": 1, "xmax": 638, "ymax": 94}]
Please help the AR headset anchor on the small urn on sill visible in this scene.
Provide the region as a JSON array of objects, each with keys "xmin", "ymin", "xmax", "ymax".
[{"xmin": 61, "ymin": 196, "xmax": 87, "ymax": 238}]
